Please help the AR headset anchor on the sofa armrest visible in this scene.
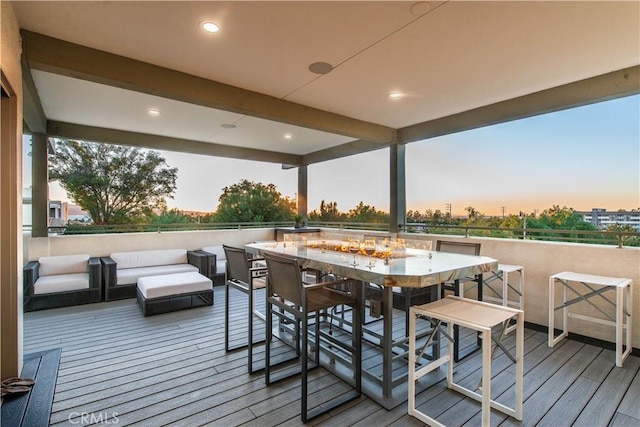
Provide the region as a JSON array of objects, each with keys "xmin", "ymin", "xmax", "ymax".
[
  {"xmin": 187, "ymin": 250, "xmax": 209, "ymax": 276},
  {"xmin": 101, "ymin": 256, "xmax": 117, "ymax": 300},
  {"xmin": 199, "ymin": 250, "xmax": 218, "ymax": 277},
  {"xmin": 89, "ymin": 257, "xmax": 103, "ymax": 299},
  {"xmin": 23, "ymin": 261, "xmax": 39, "ymax": 298}
]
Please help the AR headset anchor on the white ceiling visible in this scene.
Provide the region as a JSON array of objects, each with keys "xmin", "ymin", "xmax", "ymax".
[{"xmin": 12, "ymin": 1, "xmax": 640, "ymax": 158}]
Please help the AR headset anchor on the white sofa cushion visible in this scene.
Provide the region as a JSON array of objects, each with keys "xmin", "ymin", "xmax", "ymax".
[
  {"xmin": 216, "ymin": 260, "xmax": 227, "ymax": 274},
  {"xmin": 202, "ymin": 245, "xmax": 226, "ymax": 261},
  {"xmin": 34, "ymin": 273, "xmax": 90, "ymax": 294},
  {"xmin": 137, "ymin": 272, "xmax": 212, "ymax": 299},
  {"xmin": 202, "ymin": 245, "xmax": 227, "ymax": 274},
  {"xmin": 110, "ymin": 249, "xmax": 188, "ymax": 270},
  {"xmin": 38, "ymin": 254, "xmax": 90, "ymax": 276},
  {"xmin": 116, "ymin": 264, "xmax": 199, "ymax": 285}
]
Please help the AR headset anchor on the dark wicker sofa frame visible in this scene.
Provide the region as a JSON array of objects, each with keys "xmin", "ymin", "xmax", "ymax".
[
  {"xmin": 23, "ymin": 257, "xmax": 102, "ymax": 312},
  {"xmin": 194, "ymin": 249, "xmax": 226, "ymax": 286},
  {"xmin": 101, "ymin": 251, "xmax": 209, "ymax": 301},
  {"xmin": 137, "ymin": 286, "xmax": 213, "ymax": 316}
]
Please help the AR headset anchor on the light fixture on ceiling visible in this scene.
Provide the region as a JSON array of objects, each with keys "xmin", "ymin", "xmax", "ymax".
[
  {"xmin": 148, "ymin": 108, "xmax": 161, "ymax": 116},
  {"xmin": 410, "ymin": 1, "xmax": 431, "ymax": 16},
  {"xmin": 201, "ymin": 21, "xmax": 220, "ymax": 33},
  {"xmin": 284, "ymin": 133, "xmax": 293, "ymax": 140},
  {"xmin": 221, "ymin": 123, "xmax": 236, "ymax": 129},
  {"xmin": 388, "ymin": 92, "xmax": 403, "ymax": 99},
  {"xmin": 308, "ymin": 62, "xmax": 333, "ymax": 75}
]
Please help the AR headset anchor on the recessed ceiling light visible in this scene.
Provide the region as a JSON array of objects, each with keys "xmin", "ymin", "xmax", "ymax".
[
  {"xmin": 148, "ymin": 108, "xmax": 161, "ymax": 116},
  {"xmin": 284, "ymin": 133, "xmax": 293, "ymax": 140},
  {"xmin": 388, "ymin": 92, "xmax": 403, "ymax": 99},
  {"xmin": 308, "ymin": 62, "xmax": 333, "ymax": 75},
  {"xmin": 201, "ymin": 21, "xmax": 220, "ymax": 33},
  {"xmin": 221, "ymin": 123, "xmax": 236, "ymax": 129},
  {"xmin": 410, "ymin": 1, "xmax": 431, "ymax": 16}
]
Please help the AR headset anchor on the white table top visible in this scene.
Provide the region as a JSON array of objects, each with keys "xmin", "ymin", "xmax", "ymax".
[{"xmin": 246, "ymin": 241, "xmax": 498, "ymax": 288}]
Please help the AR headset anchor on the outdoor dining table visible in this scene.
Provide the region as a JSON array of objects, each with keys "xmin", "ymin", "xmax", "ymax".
[{"xmin": 246, "ymin": 240, "xmax": 499, "ymax": 408}]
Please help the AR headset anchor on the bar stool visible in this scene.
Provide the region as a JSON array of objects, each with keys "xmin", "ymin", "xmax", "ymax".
[
  {"xmin": 408, "ymin": 296, "xmax": 524, "ymax": 427},
  {"xmin": 223, "ymin": 245, "xmax": 268, "ymax": 374},
  {"xmin": 549, "ymin": 271, "xmax": 632, "ymax": 367},
  {"xmin": 469, "ymin": 264, "xmax": 524, "ymax": 334},
  {"xmin": 263, "ymin": 251, "xmax": 362, "ymax": 423}
]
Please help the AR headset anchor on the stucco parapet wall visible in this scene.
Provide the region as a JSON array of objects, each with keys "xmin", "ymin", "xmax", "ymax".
[
  {"xmin": 402, "ymin": 234, "xmax": 640, "ymax": 349},
  {"xmin": 25, "ymin": 229, "xmax": 640, "ymax": 348},
  {"xmin": 25, "ymin": 228, "xmax": 276, "ymax": 260}
]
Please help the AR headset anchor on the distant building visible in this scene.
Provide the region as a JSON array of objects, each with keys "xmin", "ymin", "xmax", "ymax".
[
  {"xmin": 48, "ymin": 200, "xmax": 68, "ymax": 227},
  {"xmin": 577, "ymin": 208, "xmax": 640, "ymax": 232},
  {"xmin": 22, "ymin": 187, "xmax": 75, "ymax": 228}
]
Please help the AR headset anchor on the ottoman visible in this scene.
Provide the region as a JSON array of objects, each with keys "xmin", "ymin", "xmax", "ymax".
[{"xmin": 137, "ymin": 271, "xmax": 213, "ymax": 316}]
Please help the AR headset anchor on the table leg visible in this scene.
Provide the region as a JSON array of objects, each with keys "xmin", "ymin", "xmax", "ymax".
[
  {"xmin": 453, "ymin": 273, "xmax": 483, "ymax": 362},
  {"xmin": 382, "ymin": 285, "xmax": 393, "ymax": 397}
]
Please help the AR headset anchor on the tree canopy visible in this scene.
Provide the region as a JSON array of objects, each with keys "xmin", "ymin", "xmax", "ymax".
[
  {"xmin": 49, "ymin": 140, "xmax": 178, "ymax": 225},
  {"xmin": 211, "ymin": 179, "xmax": 296, "ymax": 223}
]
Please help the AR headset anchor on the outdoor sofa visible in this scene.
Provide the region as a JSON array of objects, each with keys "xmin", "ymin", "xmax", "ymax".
[
  {"xmin": 23, "ymin": 254, "xmax": 102, "ymax": 311},
  {"xmin": 101, "ymin": 248, "xmax": 209, "ymax": 301}
]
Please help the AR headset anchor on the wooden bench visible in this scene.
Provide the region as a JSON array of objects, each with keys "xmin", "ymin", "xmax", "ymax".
[{"xmin": 136, "ymin": 271, "xmax": 213, "ymax": 316}]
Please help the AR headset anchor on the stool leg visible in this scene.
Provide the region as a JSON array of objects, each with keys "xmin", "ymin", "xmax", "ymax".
[
  {"xmin": 447, "ymin": 322, "xmax": 454, "ymax": 387},
  {"xmin": 481, "ymin": 328, "xmax": 491, "ymax": 427},
  {"xmin": 519, "ymin": 269, "xmax": 525, "ymax": 311},
  {"xmin": 515, "ymin": 311, "xmax": 524, "ymax": 420},
  {"xmin": 626, "ymin": 283, "xmax": 633, "ymax": 364},
  {"xmin": 548, "ymin": 277, "xmax": 555, "ymax": 347},
  {"xmin": 408, "ymin": 308, "xmax": 417, "ymax": 416},
  {"xmin": 502, "ymin": 270, "xmax": 509, "ymax": 307},
  {"xmin": 617, "ymin": 286, "xmax": 625, "ymax": 367}
]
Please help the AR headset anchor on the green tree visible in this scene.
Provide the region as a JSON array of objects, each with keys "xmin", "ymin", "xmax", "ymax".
[
  {"xmin": 308, "ymin": 200, "xmax": 345, "ymax": 222},
  {"xmin": 347, "ymin": 201, "xmax": 389, "ymax": 223},
  {"xmin": 49, "ymin": 140, "xmax": 178, "ymax": 225},
  {"xmin": 148, "ymin": 208, "xmax": 193, "ymax": 224},
  {"xmin": 464, "ymin": 206, "xmax": 482, "ymax": 222},
  {"xmin": 536, "ymin": 205, "xmax": 595, "ymax": 230},
  {"xmin": 212, "ymin": 179, "xmax": 295, "ymax": 223},
  {"xmin": 606, "ymin": 223, "xmax": 636, "ymax": 233}
]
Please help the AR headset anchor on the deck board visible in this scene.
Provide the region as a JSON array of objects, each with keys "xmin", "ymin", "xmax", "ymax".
[{"xmin": 22, "ymin": 286, "xmax": 640, "ymax": 427}]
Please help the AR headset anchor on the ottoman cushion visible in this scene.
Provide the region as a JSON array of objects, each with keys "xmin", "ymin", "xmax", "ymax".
[{"xmin": 138, "ymin": 272, "xmax": 212, "ymax": 299}]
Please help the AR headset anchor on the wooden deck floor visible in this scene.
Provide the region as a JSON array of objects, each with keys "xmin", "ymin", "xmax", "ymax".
[{"xmin": 23, "ymin": 286, "xmax": 640, "ymax": 427}]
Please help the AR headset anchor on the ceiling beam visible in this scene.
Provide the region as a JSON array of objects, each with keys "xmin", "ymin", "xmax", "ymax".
[
  {"xmin": 46, "ymin": 121, "xmax": 302, "ymax": 166},
  {"xmin": 302, "ymin": 139, "xmax": 392, "ymax": 165},
  {"xmin": 23, "ymin": 30, "xmax": 395, "ymax": 144},
  {"xmin": 22, "ymin": 63, "xmax": 47, "ymax": 134},
  {"xmin": 398, "ymin": 66, "xmax": 640, "ymax": 144}
]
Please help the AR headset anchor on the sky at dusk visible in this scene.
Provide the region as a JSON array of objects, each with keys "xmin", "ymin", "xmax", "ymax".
[{"xmin": 43, "ymin": 95, "xmax": 639, "ymax": 217}]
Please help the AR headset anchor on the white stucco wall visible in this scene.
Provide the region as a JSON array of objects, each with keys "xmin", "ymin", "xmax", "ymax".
[
  {"xmin": 26, "ymin": 228, "xmax": 276, "ymax": 260},
  {"xmin": 400, "ymin": 233, "xmax": 640, "ymax": 349}
]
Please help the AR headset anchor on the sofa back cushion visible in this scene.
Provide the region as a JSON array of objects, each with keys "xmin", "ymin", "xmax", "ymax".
[
  {"xmin": 202, "ymin": 245, "xmax": 226, "ymax": 261},
  {"xmin": 110, "ymin": 249, "xmax": 188, "ymax": 270},
  {"xmin": 38, "ymin": 254, "xmax": 90, "ymax": 276}
]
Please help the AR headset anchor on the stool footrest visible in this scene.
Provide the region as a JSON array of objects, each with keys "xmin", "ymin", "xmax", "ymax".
[
  {"xmin": 450, "ymin": 383, "xmax": 519, "ymax": 419},
  {"xmin": 415, "ymin": 355, "xmax": 450, "ymax": 379}
]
